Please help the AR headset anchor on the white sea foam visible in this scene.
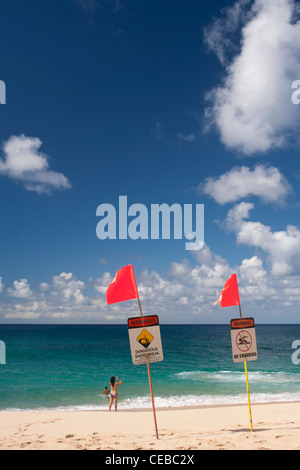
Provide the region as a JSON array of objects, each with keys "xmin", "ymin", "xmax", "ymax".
[
  {"xmin": 174, "ymin": 370, "xmax": 300, "ymax": 384},
  {"xmin": 2, "ymin": 370, "xmax": 299, "ymax": 412},
  {"xmin": 1, "ymin": 391, "xmax": 300, "ymax": 413},
  {"xmin": 118, "ymin": 392, "xmax": 300, "ymax": 409}
]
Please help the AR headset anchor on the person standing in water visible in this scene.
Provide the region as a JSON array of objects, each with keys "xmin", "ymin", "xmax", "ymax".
[{"xmin": 108, "ymin": 376, "xmax": 123, "ymax": 412}]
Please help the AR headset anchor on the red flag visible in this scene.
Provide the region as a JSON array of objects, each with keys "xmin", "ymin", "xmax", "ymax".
[
  {"xmin": 106, "ymin": 265, "xmax": 139, "ymax": 305},
  {"xmin": 214, "ymin": 273, "xmax": 240, "ymax": 308}
]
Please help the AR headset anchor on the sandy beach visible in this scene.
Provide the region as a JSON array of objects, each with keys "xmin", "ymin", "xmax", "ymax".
[{"xmin": 0, "ymin": 402, "xmax": 299, "ymax": 450}]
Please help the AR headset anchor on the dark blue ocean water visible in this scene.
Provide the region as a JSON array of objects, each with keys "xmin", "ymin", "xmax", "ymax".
[{"xmin": 0, "ymin": 324, "xmax": 300, "ymax": 411}]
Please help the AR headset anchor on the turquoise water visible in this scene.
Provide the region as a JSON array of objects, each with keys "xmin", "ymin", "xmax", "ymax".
[{"xmin": 0, "ymin": 324, "xmax": 300, "ymax": 411}]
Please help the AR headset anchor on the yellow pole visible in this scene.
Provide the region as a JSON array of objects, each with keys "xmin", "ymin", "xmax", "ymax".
[
  {"xmin": 244, "ymin": 361, "xmax": 253, "ymax": 432},
  {"xmin": 239, "ymin": 304, "xmax": 253, "ymax": 432}
]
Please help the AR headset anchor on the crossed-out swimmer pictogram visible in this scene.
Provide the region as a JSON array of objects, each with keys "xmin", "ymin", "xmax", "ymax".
[{"xmin": 236, "ymin": 330, "xmax": 252, "ymax": 352}]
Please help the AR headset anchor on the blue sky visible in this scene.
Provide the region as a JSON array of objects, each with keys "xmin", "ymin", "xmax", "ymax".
[{"xmin": 1, "ymin": 0, "xmax": 300, "ymax": 323}]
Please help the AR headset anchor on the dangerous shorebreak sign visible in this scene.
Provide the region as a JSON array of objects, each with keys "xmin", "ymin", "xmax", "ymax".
[
  {"xmin": 128, "ymin": 315, "xmax": 163, "ymax": 365},
  {"xmin": 230, "ymin": 317, "xmax": 258, "ymax": 363}
]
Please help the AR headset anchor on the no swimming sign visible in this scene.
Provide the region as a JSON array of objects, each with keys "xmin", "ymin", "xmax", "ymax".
[
  {"xmin": 127, "ymin": 315, "xmax": 164, "ymax": 365},
  {"xmin": 230, "ymin": 317, "xmax": 258, "ymax": 363}
]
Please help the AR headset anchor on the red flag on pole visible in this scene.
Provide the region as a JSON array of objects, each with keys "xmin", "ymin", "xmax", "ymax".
[
  {"xmin": 214, "ymin": 273, "xmax": 240, "ymax": 307},
  {"xmin": 106, "ymin": 265, "xmax": 139, "ymax": 305},
  {"xmin": 106, "ymin": 264, "xmax": 159, "ymax": 439}
]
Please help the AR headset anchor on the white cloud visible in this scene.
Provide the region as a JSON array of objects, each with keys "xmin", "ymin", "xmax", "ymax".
[
  {"xmin": 204, "ymin": 0, "xmax": 300, "ymax": 155},
  {"xmin": 168, "ymin": 258, "xmax": 191, "ymax": 278},
  {"xmin": 0, "ymin": 278, "xmax": 3, "ymax": 294},
  {"xmin": 4, "ymin": 303, "xmax": 41, "ymax": 320},
  {"xmin": 0, "ymin": 135, "xmax": 71, "ymax": 194},
  {"xmin": 1, "ymin": 250, "xmax": 300, "ymax": 322},
  {"xmin": 203, "ymin": 0, "xmax": 251, "ymax": 66},
  {"xmin": 240, "ymin": 255, "xmax": 266, "ymax": 281},
  {"xmin": 7, "ymin": 279, "xmax": 33, "ymax": 299},
  {"xmin": 138, "ymin": 268, "xmax": 187, "ymax": 301},
  {"xmin": 238, "ymin": 221, "xmax": 300, "ymax": 276},
  {"xmin": 226, "ymin": 202, "xmax": 300, "ymax": 275},
  {"xmin": 94, "ymin": 272, "xmax": 113, "ymax": 294},
  {"xmin": 166, "ymin": 244, "xmax": 233, "ymax": 313},
  {"xmin": 178, "ymin": 133, "xmax": 196, "ymax": 142},
  {"xmin": 52, "ymin": 272, "xmax": 87, "ymax": 304},
  {"xmin": 4, "ymin": 272, "xmax": 90, "ymax": 320},
  {"xmin": 238, "ymin": 255, "xmax": 278, "ymax": 303},
  {"xmin": 201, "ymin": 165, "xmax": 292, "ymax": 204},
  {"xmin": 39, "ymin": 282, "xmax": 50, "ymax": 292},
  {"xmin": 225, "ymin": 201, "xmax": 255, "ymax": 230}
]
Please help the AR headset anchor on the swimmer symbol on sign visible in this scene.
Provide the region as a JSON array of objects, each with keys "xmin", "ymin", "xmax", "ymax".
[
  {"xmin": 137, "ymin": 329, "xmax": 154, "ymax": 349},
  {"xmin": 236, "ymin": 330, "xmax": 252, "ymax": 352}
]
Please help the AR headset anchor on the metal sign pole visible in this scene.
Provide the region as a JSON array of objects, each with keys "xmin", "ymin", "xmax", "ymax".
[
  {"xmin": 137, "ymin": 298, "xmax": 159, "ymax": 439},
  {"xmin": 238, "ymin": 303, "xmax": 253, "ymax": 432},
  {"xmin": 244, "ymin": 360, "xmax": 253, "ymax": 432}
]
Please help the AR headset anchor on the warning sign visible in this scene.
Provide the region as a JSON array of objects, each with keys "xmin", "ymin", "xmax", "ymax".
[
  {"xmin": 136, "ymin": 329, "xmax": 154, "ymax": 348},
  {"xmin": 128, "ymin": 315, "xmax": 163, "ymax": 365},
  {"xmin": 230, "ymin": 317, "xmax": 258, "ymax": 363}
]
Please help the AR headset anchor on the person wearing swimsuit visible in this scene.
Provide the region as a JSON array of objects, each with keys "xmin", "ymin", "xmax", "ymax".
[{"xmin": 108, "ymin": 376, "xmax": 123, "ymax": 412}]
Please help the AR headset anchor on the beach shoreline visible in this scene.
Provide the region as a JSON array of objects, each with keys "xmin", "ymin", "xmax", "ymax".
[
  {"xmin": 0, "ymin": 401, "xmax": 299, "ymax": 450},
  {"xmin": 1, "ymin": 398, "xmax": 300, "ymax": 413}
]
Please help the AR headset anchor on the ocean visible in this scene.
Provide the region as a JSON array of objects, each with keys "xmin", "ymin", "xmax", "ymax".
[{"xmin": 0, "ymin": 324, "xmax": 300, "ymax": 412}]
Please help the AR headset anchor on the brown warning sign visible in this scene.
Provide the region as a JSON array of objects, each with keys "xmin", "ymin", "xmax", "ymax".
[{"xmin": 230, "ymin": 317, "xmax": 258, "ymax": 363}]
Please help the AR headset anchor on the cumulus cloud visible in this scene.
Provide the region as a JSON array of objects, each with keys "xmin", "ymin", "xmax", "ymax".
[
  {"xmin": 0, "ymin": 135, "xmax": 71, "ymax": 194},
  {"xmin": 4, "ymin": 272, "xmax": 90, "ymax": 321},
  {"xmin": 94, "ymin": 272, "xmax": 113, "ymax": 294},
  {"xmin": 166, "ymin": 244, "xmax": 233, "ymax": 312},
  {"xmin": 240, "ymin": 255, "xmax": 266, "ymax": 282},
  {"xmin": 136, "ymin": 244, "xmax": 296, "ymax": 318},
  {"xmin": 225, "ymin": 201, "xmax": 254, "ymax": 229},
  {"xmin": 203, "ymin": 0, "xmax": 251, "ymax": 66},
  {"xmin": 138, "ymin": 268, "xmax": 187, "ymax": 301},
  {"xmin": 201, "ymin": 165, "xmax": 292, "ymax": 204},
  {"xmin": 238, "ymin": 221, "xmax": 300, "ymax": 276},
  {"xmin": 2, "ymin": 251, "xmax": 300, "ymax": 322},
  {"xmin": 7, "ymin": 279, "xmax": 33, "ymax": 299},
  {"xmin": 52, "ymin": 272, "xmax": 87, "ymax": 305},
  {"xmin": 239, "ymin": 255, "xmax": 277, "ymax": 300},
  {"xmin": 4, "ymin": 302, "xmax": 42, "ymax": 320},
  {"xmin": 226, "ymin": 202, "xmax": 300, "ymax": 275},
  {"xmin": 204, "ymin": 0, "xmax": 300, "ymax": 155}
]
